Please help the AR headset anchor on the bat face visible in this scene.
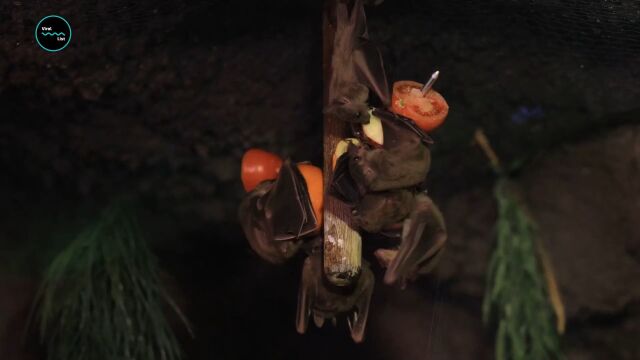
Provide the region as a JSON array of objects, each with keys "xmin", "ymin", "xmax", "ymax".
[
  {"xmin": 296, "ymin": 252, "xmax": 375, "ymax": 343},
  {"xmin": 325, "ymin": 82, "xmax": 371, "ymax": 124},
  {"xmin": 348, "ymin": 134, "xmax": 430, "ymax": 192},
  {"xmin": 330, "ymin": 108, "xmax": 433, "ymax": 200},
  {"xmin": 238, "ymin": 160, "xmax": 318, "ymax": 264}
]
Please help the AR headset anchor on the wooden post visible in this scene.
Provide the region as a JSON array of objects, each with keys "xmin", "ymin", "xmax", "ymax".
[{"xmin": 322, "ymin": 0, "xmax": 362, "ymax": 286}]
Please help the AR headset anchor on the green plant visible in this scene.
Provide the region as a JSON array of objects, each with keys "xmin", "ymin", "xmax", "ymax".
[
  {"xmin": 482, "ymin": 180, "xmax": 563, "ymax": 360},
  {"xmin": 475, "ymin": 129, "xmax": 564, "ymax": 360},
  {"xmin": 32, "ymin": 202, "xmax": 190, "ymax": 360}
]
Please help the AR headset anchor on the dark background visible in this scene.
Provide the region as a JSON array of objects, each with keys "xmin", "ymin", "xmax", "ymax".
[{"xmin": 1, "ymin": 0, "xmax": 639, "ymax": 359}]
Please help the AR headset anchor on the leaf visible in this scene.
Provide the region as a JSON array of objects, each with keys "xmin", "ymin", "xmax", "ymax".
[{"xmin": 32, "ymin": 200, "xmax": 188, "ymax": 360}]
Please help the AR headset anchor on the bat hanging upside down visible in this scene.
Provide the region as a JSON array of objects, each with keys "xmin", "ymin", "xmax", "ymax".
[
  {"xmin": 296, "ymin": 251, "xmax": 375, "ymax": 343},
  {"xmin": 237, "ymin": 0, "xmax": 450, "ymax": 345},
  {"xmin": 323, "ymin": 0, "xmax": 450, "ymax": 289}
]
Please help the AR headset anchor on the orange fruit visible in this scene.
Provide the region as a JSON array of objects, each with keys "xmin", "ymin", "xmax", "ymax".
[
  {"xmin": 241, "ymin": 148, "xmax": 283, "ymax": 192},
  {"xmin": 297, "ymin": 163, "xmax": 323, "ymax": 229}
]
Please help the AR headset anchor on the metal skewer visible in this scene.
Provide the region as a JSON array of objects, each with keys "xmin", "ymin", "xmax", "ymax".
[{"xmin": 421, "ymin": 70, "xmax": 440, "ymax": 95}]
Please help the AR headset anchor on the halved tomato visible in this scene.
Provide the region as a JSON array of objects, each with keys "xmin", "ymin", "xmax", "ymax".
[
  {"xmin": 241, "ymin": 148, "xmax": 283, "ymax": 192},
  {"xmin": 391, "ymin": 80, "xmax": 449, "ymax": 132}
]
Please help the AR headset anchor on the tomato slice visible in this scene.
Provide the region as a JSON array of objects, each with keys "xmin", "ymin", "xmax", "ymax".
[
  {"xmin": 241, "ymin": 148, "xmax": 283, "ymax": 192},
  {"xmin": 391, "ymin": 80, "xmax": 449, "ymax": 131},
  {"xmin": 297, "ymin": 163, "xmax": 324, "ymax": 230}
]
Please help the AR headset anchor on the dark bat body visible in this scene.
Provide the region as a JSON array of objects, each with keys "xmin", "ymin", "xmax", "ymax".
[
  {"xmin": 329, "ymin": 107, "xmax": 448, "ymax": 287},
  {"xmin": 325, "ymin": 0, "xmax": 390, "ymax": 123},
  {"xmin": 239, "ymin": 160, "xmax": 319, "ymax": 264},
  {"xmin": 331, "ymin": 108, "xmax": 432, "ymax": 196},
  {"xmin": 376, "ymin": 193, "xmax": 447, "ymax": 287},
  {"xmin": 355, "ymin": 190, "xmax": 414, "ymax": 233},
  {"xmin": 296, "ymin": 252, "xmax": 374, "ymax": 343}
]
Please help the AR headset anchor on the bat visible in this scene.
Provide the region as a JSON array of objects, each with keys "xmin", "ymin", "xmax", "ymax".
[
  {"xmin": 330, "ymin": 108, "xmax": 432, "ymax": 198},
  {"xmin": 354, "ymin": 190, "xmax": 414, "ymax": 233},
  {"xmin": 296, "ymin": 252, "xmax": 375, "ymax": 343},
  {"xmin": 325, "ymin": 0, "xmax": 390, "ymax": 123},
  {"xmin": 238, "ymin": 160, "xmax": 319, "ymax": 264},
  {"xmin": 374, "ymin": 193, "xmax": 447, "ymax": 287},
  {"xmin": 347, "ymin": 109, "xmax": 432, "ymax": 192}
]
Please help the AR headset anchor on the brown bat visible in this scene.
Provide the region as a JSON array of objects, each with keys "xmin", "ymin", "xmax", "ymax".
[
  {"xmin": 348, "ymin": 109, "xmax": 433, "ymax": 192},
  {"xmin": 296, "ymin": 251, "xmax": 375, "ymax": 343},
  {"xmin": 238, "ymin": 160, "xmax": 319, "ymax": 264},
  {"xmin": 330, "ymin": 108, "xmax": 433, "ymax": 201},
  {"xmin": 372, "ymin": 193, "xmax": 447, "ymax": 288},
  {"xmin": 330, "ymin": 109, "xmax": 447, "ymax": 287},
  {"xmin": 325, "ymin": 0, "xmax": 390, "ymax": 123}
]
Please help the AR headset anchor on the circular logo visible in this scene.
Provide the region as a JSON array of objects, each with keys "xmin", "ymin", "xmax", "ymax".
[{"xmin": 35, "ymin": 15, "xmax": 72, "ymax": 52}]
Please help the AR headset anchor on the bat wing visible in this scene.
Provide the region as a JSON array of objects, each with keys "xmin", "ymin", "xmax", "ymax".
[
  {"xmin": 353, "ymin": 41, "xmax": 390, "ymax": 106},
  {"xmin": 330, "ymin": 152, "xmax": 363, "ymax": 204},
  {"xmin": 330, "ymin": 0, "xmax": 389, "ymax": 107},
  {"xmin": 383, "ymin": 193, "xmax": 447, "ymax": 286},
  {"xmin": 348, "ymin": 264, "xmax": 375, "ymax": 343},
  {"xmin": 296, "ymin": 255, "xmax": 317, "ymax": 335},
  {"xmin": 374, "ymin": 108, "xmax": 434, "ymax": 147},
  {"xmin": 265, "ymin": 160, "xmax": 318, "ymax": 241}
]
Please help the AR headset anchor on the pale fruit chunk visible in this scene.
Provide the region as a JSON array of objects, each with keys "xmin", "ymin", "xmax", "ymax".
[
  {"xmin": 332, "ymin": 138, "xmax": 361, "ymax": 170},
  {"xmin": 362, "ymin": 109, "xmax": 384, "ymax": 146}
]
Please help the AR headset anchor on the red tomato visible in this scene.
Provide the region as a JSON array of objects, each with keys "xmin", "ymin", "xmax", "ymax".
[
  {"xmin": 241, "ymin": 149, "xmax": 283, "ymax": 192},
  {"xmin": 391, "ymin": 80, "xmax": 449, "ymax": 132}
]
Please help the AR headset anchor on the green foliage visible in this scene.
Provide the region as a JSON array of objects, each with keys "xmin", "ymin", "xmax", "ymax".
[
  {"xmin": 482, "ymin": 179, "xmax": 562, "ymax": 360},
  {"xmin": 32, "ymin": 202, "xmax": 189, "ymax": 360}
]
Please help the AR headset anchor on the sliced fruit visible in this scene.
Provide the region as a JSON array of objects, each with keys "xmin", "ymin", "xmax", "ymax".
[
  {"xmin": 391, "ymin": 80, "xmax": 449, "ymax": 132},
  {"xmin": 297, "ymin": 163, "xmax": 324, "ymax": 230},
  {"xmin": 361, "ymin": 109, "xmax": 384, "ymax": 146},
  {"xmin": 332, "ymin": 138, "xmax": 361, "ymax": 170},
  {"xmin": 241, "ymin": 148, "xmax": 283, "ymax": 192}
]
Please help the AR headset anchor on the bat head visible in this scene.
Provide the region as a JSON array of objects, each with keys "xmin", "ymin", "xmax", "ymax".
[
  {"xmin": 347, "ymin": 110, "xmax": 433, "ymax": 191},
  {"xmin": 325, "ymin": 82, "xmax": 371, "ymax": 124},
  {"xmin": 347, "ymin": 142, "xmax": 380, "ymax": 190}
]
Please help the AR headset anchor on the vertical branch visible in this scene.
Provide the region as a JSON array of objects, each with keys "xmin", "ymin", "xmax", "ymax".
[{"xmin": 322, "ymin": 0, "xmax": 362, "ymax": 286}]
